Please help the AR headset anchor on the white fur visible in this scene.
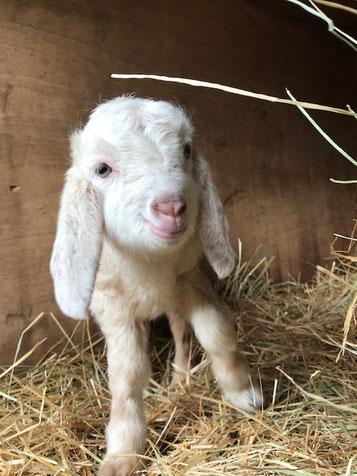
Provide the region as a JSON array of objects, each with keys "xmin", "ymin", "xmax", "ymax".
[
  {"xmin": 224, "ymin": 386, "xmax": 263, "ymax": 413},
  {"xmin": 50, "ymin": 96, "xmax": 260, "ymax": 476}
]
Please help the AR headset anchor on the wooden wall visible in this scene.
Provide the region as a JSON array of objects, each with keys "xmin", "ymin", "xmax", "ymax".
[{"xmin": 0, "ymin": 0, "xmax": 356, "ymax": 363}]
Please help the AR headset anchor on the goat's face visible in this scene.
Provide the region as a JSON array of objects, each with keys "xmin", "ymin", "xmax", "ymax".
[{"xmin": 75, "ymin": 97, "xmax": 199, "ymax": 253}]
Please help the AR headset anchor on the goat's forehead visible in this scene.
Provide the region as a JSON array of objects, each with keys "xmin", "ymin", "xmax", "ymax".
[
  {"xmin": 78, "ymin": 98, "xmax": 194, "ymax": 171},
  {"xmin": 87, "ymin": 98, "xmax": 192, "ymax": 141},
  {"xmin": 85, "ymin": 119, "xmax": 190, "ymax": 156}
]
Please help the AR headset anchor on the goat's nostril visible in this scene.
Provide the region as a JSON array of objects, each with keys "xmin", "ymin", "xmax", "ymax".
[
  {"xmin": 161, "ymin": 202, "xmax": 186, "ymax": 218},
  {"xmin": 176, "ymin": 201, "xmax": 186, "ymax": 217}
]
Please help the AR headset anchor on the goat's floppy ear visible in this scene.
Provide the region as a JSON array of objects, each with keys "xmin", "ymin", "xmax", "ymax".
[
  {"xmin": 193, "ymin": 152, "xmax": 236, "ymax": 279},
  {"xmin": 50, "ymin": 136, "xmax": 103, "ymax": 319}
]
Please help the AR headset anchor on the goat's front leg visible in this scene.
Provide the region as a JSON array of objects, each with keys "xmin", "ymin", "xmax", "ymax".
[
  {"xmin": 185, "ymin": 280, "xmax": 262, "ymax": 413},
  {"xmin": 99, "ymin": 321, "xmax": 150, "ymax": 476}
]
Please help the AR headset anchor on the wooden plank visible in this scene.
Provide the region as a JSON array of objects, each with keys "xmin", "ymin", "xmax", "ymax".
[{"xmin": 0, "ymin": 0, "xmax": 356, "ymax": 363}]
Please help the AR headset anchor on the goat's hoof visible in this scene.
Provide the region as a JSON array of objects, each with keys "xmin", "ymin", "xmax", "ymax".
[
  {"xmin": 170, "ymin": 371, "xmax": 187, "ymax": 386},
  {"xmin": 224, "ymin": 385, "xmax": 263, "ymax": 413},
  {"xmin": 98, "ymin": 456, "xmax": 141, "ymax": 476}
]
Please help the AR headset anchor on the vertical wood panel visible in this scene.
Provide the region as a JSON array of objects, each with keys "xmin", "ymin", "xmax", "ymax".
[{"xmin": 0, "ymin": 0, "xmax": 356, "ymax": 362}]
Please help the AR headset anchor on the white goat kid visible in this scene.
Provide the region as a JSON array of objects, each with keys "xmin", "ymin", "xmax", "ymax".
[{"xmin": 50, "ymin": 96, "xmax": 261, "ymax": 476}]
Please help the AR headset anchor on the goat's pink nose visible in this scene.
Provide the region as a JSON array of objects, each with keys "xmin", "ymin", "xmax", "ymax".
[{"xmin": 151, "ymin": 195, "xmax": 187, "ymax": 218}]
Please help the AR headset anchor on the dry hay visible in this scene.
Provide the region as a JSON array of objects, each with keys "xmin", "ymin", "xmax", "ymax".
[{"xmin": 1, "ymin": 241, "xmax": 356, "ymax": 476}]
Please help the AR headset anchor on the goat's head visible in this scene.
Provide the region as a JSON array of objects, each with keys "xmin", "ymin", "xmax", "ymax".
[{"xmin": 74, "ymin": 97, "xmax": 199, "ymax": 252}]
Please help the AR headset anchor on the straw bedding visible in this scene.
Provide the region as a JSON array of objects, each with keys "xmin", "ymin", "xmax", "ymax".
[
  {"xmin": 1, "ymin": 241, "xmax": 356, "ymax": 476},
  {"xmin": 2, "ymin": 2, "xmax": 355, "ymax": 473}
]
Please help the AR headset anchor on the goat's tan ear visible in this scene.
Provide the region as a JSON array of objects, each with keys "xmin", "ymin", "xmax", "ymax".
[
  {"xmin": 193, "ymin": 152, "xmax": 235, "ymax": 279},
  {"xmin": 50, "ymin": 139, "xmax": 103, "ymax": 319}
]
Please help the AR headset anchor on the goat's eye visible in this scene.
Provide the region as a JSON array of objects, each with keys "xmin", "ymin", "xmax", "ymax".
[
  {"xmin": 184, "ymin": 143, "xmax": 191, "ymax": 159},
  {"xmin": 96, "ymin": 163, "xmax": 112, "ymax": 178}
]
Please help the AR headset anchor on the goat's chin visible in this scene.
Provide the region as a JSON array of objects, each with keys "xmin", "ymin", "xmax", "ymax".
[
  {"xmin": 147, "ymin": 222, "xmax": 187, "ymax": 241},
  {"xmin": 144, "ymin": 222, "xmax": 193, "ymax": 252}
]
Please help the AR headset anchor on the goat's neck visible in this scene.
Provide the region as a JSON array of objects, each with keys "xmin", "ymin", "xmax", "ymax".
[{"xmin": 100, "ymin": 233, "xmax": 202, "ymax": 288}]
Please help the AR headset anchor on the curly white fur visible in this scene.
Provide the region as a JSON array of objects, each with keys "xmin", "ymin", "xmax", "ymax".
[{"xmin": 50, "ymin": 96, "xmax": 261, "ymax": 476}]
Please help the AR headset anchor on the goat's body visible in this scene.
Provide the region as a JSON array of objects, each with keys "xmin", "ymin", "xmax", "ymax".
[
  {"xmin": 91, "ymin": 233, "xmax": 261, "ymax": 476},
  {"xmin": 50, "ymin": 96, "xmax": 262, "ymax": 476},
  {"xmin": 91, "ymin": 233, "xmax": 202, "ymax": 327}
]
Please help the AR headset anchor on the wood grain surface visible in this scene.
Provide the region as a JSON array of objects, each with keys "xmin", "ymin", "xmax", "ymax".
[{"xmin": 0, "ymin": 0, "xmax": 356, "ymax": 363}]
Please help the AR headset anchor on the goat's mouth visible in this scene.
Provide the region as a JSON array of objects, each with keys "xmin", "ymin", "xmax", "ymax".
[{"xmin": 146, "ymin": 221, "xmax": 187, "ymax": 241}]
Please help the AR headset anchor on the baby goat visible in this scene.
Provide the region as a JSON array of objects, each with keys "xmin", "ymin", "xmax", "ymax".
[{"xmin": 50, "ymin": 96, "xmax": 261, "ymax": 475}]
